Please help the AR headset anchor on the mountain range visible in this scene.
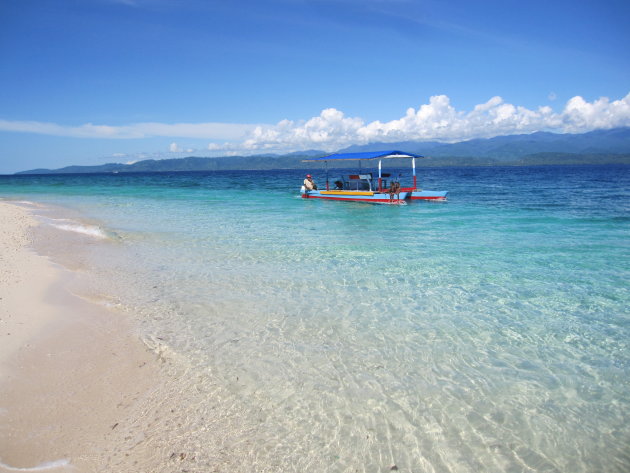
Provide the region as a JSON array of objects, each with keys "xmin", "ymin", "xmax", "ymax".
[
  {"xmin": 338, "ymin": 127, "xmax": 630, "ymax": 159},
  {"xmin": 15, "ymin": 127, "xmax": 630, "ymax": 174}
]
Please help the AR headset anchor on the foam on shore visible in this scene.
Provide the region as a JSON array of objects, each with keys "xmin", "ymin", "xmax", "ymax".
[
  {"xmin": 49, "ymin": 221, "xmax": 111, "ymax": 239},
  {"xmin": 0, "ymin": 459, "xmax": 70, "ymax": 472}
]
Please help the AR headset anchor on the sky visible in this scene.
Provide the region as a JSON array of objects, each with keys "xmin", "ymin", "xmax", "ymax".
[{"xmin": 1, "ymin": 0, "xmax": 629, "ymax": 173}]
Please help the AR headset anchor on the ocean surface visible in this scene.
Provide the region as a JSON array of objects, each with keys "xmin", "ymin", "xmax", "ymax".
[{"xmin": 1, "ymin": 165, "xmax": 629, "ymax": 472}]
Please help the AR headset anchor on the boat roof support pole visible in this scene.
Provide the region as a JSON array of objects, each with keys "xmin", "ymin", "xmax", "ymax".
[
  {"xmin": 325, "ymin": 160, "xmax": 329, "ymax": 190},
  {"xmin": 378, "ymin": 159, "xmax": 382, "ymax": 192},
  {"xmin": 412, "ymin": 157, "xmax": 417, "ymax": 189}
]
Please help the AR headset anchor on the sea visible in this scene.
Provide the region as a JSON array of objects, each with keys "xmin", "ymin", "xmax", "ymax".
[{"xmin": 1, "ymin": 164, "xmax": 629, "ymax": 472}]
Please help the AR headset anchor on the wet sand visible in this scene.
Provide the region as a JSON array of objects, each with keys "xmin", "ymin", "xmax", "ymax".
[{"xmin": 0, "ymin": 201, "xmax": 163, "ymax": 472}]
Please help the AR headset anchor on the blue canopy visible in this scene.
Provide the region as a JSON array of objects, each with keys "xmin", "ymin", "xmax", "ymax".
[{"xmin": 303, "ymin": 150, "xmax": 424, "ymax": 162}]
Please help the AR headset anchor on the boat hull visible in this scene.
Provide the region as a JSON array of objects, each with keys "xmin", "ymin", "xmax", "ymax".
[
  {"xmin": 408, "ymin": 190, "xmax": 448, "ymax": 200},
  {"xmin": 301, "ymin": 189, "xmax": 408, "ymax": 203}
]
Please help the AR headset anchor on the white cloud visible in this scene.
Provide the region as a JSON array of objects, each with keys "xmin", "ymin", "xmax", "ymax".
[
  {"xmin": 561, "ymin": 95, "xmax": 630, "ymax": 132},
  {"xmin": 233, "ymin": 92, "xmax": 630, "ymax": 153},
  {"xmin": 1, "ymin": 93, "xmax": 629, "ymax": 157},
  {"xmin": 168, "ymin": 142, "xmax": 197, "ymax": 154},
  {"xmin": 0, "ymin": 120, "xmax": 256, "ymax": 140},
  {"xmin": 240, "ymin": 108, "xmax": 365, "ymax": 152}
]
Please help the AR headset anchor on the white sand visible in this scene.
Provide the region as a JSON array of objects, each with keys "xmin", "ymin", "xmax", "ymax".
[{"xmin": 0, "ymin": 202, "xmax": 164, "ymax": 472}]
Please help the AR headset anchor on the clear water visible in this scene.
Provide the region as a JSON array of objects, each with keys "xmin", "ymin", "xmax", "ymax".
[{"xmin": 1, "ymin": 165, "xmax": 629, "ymax": 472}]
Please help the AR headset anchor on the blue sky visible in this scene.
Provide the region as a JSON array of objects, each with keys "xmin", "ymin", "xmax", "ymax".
[{"xmin": 1, "ymin": 0, "xmax": 629, "ymax": 173}]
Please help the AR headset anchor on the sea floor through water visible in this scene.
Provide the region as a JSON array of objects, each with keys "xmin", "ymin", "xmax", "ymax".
[{"xmin": 2, "ymin": 165, "xmax": 629, "ymax": 472}]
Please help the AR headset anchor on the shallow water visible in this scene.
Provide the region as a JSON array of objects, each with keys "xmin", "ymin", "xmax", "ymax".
[{"xmin": 2, "ymin": 165, "xmax": 629, "ymax": 472}]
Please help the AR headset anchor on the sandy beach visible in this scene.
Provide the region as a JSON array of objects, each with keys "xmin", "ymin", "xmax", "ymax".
[{"xmin": 0, "ymin": 202, "xmax": 163, "ymax": 472}]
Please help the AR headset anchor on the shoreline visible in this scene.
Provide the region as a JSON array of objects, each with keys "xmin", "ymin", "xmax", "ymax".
[{"xmin": 0, "ymin": 201, "xmax": 164, "ymax": 472}]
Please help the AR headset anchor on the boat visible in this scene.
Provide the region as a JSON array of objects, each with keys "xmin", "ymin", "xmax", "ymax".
[
  {"xmin": 302, "ymin": 171, "xmax": 410, "ymax": 204},
  {"xmin": 300, "ymin": 150, "xmax": 448, "ymax": 203}
]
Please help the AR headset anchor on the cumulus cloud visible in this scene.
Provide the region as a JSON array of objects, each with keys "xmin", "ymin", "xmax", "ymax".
[
  {"xmin": 241, "ymin": 108, "xmax": 365, "ymax": 152},
  {"xmin": 169, "ymin": 142, "xmax": 196, "ymax": 154},
  {"xmin": 1, "ymin": 93, "xmax": 628, "ymax": 157},
  {"xmin": 561, "ymin": 95, "xmax": 630, "ymax": 132},
  {"xmin": 234, "ymin": 92, "xmax": 630, "ymax": 153}
]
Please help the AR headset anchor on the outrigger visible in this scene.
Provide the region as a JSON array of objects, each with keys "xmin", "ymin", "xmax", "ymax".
[{"xmin": 300, "ymin": 150, "xmax": 448, "ymax": 204}]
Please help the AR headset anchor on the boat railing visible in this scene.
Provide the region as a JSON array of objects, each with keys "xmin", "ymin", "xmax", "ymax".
[
  {"xmin": 344, "ymin": 174, "xmax": 373, "ymax": 191},
  {"xmin": 334, "ymin": 172, "xmax": 415, "ymax": 193}
]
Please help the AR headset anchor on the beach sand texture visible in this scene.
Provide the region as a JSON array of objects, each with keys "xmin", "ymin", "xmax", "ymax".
[{"xmin": 0, "ymin": 202, "xmax": 163, "ymax": 472}]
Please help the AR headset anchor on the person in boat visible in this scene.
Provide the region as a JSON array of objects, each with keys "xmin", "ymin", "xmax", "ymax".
[
  {"xmin": 304, "ymin": 174, "xmax": 317, "ymax": 191},
  {"xmin": 389, "ymin": 181, "xmax": 401, "ymax": 202},
  {"xmin": 334, "ymin": 180, "xmax": 343, "ymax": 190}
]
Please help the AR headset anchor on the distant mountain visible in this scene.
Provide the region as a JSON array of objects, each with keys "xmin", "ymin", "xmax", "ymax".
[
  {"xmin": 285, "ymin": 149, "xmax": 327, "ymax": 157},
  {"xmin": 14, "ymin": 128, "xmax": 630, "ymax": 174},
  {"xmin": 16, "ymin": 155, "xmax": 326, "ymax": 175},
  {"xmin": 339, "ymin": 128, "xmax": 630, "ymax": 161},
  {"xmin": 339, "ymin": 141, "xmax": 445, "ymax": 154}
]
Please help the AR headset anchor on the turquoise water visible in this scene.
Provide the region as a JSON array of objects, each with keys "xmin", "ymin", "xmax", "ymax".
[{"xmin": 1, "ymin": 165, "xmax": 629, "ymax": 472}]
